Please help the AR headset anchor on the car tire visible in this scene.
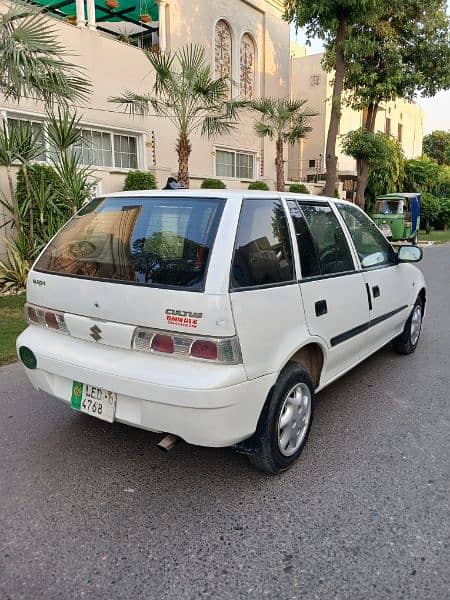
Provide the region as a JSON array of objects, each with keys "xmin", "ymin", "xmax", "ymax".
[
  {"xmin": 248, "ymin": 363, "xmax": 315, "ymax": 475},
  {"xmin": 393, "ymin": 297, "xmax": 423, "ymax": 355}
]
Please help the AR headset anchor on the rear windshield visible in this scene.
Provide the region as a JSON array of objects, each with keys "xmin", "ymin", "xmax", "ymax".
[{"xmin": 35, "ymin": 196, "xmax": 224, "ymax": 290}]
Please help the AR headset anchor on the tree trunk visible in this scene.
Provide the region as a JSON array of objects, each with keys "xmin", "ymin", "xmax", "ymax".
[
  {"xmin": 176, "ymin": 133, "xmax": 191, "ymax": 188},
  {"xmin": 355, "ymin": 102, "xmax": 379, "ymax": 208},
  {"xmin": 324, "ymin": 17, "xmax": 347, "ymax": 197},
  {"xmin": 355, "ymin": 158, "xmax": 370, "ymax": 209},
  {"xmin": 275, "ymin": 137, "xmax": 284, "ymax": 192},
  {"xmin": 364, "ymin": 103, "xmax": 378, "ymax": 132},
  {"xmin": 6, "ymin": 166, "xmax": 21, "ymax": 235}
]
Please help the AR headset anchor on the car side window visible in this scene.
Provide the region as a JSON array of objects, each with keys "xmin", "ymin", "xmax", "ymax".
[
  {"xmin": 298, "ymin": 203, "xmax": 355, "ymax": 276},
  {"xmin": 286, "ymin": 200, "xmax": 321, "ymax": 278},
  {"xmin": 337, "ymin": 203, "xmax": 396, "ymax": 269},
  {"xmin": 231, "ymin": 199, "xmax": 294, "ymax": 288}
]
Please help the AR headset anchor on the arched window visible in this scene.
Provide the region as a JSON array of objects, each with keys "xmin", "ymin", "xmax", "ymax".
[
  {"xmin": 240, "ymin": 33, "xmax": 256, "ymax": 100},
  {"xmin": 215, "ymin": 20, "xmax": 232, "ymax": 98}
]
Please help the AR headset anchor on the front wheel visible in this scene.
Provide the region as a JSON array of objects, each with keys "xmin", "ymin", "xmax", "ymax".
[
  {"xmin": 248, "ymin": 364, "xmax": 315, "ymax": 474},
  {"xmin": 393, "ymin": 298, "xmax": 423, "ymax": 355}
]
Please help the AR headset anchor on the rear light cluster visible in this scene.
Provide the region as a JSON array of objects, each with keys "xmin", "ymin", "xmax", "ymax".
[
  {"xmin": 25, "ymin": 303, "xmax": 68, "ymax": 334},
  {"xmin": 133, "ymin": 327, "xmax": 242, "ymax": 365}
]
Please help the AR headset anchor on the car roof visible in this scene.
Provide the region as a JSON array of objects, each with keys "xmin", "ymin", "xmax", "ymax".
[
  {"xmin": 104, "ymin": 188, "xmax": 347, "ymax": 204},
  {"xmin": 377, "ymin": 193, "xmax": 419, "ymax": 199}
]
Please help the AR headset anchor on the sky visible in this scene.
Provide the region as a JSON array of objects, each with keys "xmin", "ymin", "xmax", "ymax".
[{"xmin": 292, "ymin": 30, "xmax": 450, "ymax": 134}]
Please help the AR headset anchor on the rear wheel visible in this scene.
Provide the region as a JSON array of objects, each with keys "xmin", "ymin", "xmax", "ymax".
[
  {"xmin": 393, "ymin": 297, "xmax": 423, "ymax": 355},
  {"xmin": 248, "ymin": 363, "xmax": 315, "ymax": 474}
]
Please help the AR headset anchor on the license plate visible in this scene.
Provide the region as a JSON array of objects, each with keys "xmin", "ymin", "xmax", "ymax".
[{"xmin": 71, "ymin": 381, "xmax": 116, "ymax": 423}]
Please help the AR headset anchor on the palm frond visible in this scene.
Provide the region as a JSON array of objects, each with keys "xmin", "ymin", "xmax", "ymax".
[
  {"xmin": 254, "ymin": 121, "xmax": 274, "ymax": 139},
  {"xmin": 109, "ymin": 91, "xmax": 156, "ymax": 116},
  {"xmin": 201, "ymin": 116, "xmax": 236, "ymax": 138},
  {"xmin": 0, "ymin": 2, "xmax": 91, "ymax": 104},
  {"xmin": 46, "ymin": 107, "xmax": 82, "ymax": 152},
  {"xmin": 145, "ymin": 49, "xmax": 176, "ymax": 96},
  {"xmin": 177, "ymin": 44, "xmax": 208, "ymax": 84}
]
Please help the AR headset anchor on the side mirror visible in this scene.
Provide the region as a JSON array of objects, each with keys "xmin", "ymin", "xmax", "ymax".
[{"xmin": 397, "ymin": 245, "xmax": 423, "ymax": 263}]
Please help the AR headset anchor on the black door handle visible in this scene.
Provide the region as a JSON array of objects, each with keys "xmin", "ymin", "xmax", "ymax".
[
  {"xmin": 365, "ymin": 283, "xmax": 373, "ymax": 310},
  {"xmin": 372, "ymin": 285, "xmax": 380, "ymax": 298},
  {"xmin": 315, "ymin": 299, "xmax": 328, "ymax": 316}
]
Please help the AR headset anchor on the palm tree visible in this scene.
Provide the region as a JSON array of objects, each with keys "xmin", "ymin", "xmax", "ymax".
[
  {"xmin": 250, "ymin": 98, "xmax": 318, "ymax": 191},
  {"xmin": 0, "ymin": 2, "xmax": 90, "ymax": 104},
  {"xmin": 110, "ymin": 44, "xmax": 244, "ymax": 187}
]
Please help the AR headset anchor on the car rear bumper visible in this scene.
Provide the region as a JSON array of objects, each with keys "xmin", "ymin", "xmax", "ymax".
[{"xmin": 16, "ymin": 326, "xmax": 272, "ymax": 447}]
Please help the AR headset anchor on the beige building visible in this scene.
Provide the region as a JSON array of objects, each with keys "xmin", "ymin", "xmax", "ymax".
[
  {"xmin": 0, "ymin": 3, "xmax": 426, "ymax": 256},
  {"xmin": 0, "ymin": 0, "xmax": 289, "ymax": 256},
  {"xmin": 288, "ymin": 52, "xmax": 425, "ymax": 199}
]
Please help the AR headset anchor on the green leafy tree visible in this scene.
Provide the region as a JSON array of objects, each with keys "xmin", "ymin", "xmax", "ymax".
[
  {"xmin": 420, "ymin": 193, "xmax": 441, "ymax": 232},
  {"xmin": 0, "ymin": 2, "xmax": 90, "ymax": 104},
  {"xmin": 110, "ymin": 44, "xmax": 244, "ymax": 188},
  {"xmin": 437, "ymin": 197, "xmax": 450, "ymax": 230},
  {"xmin": 284, "ymin": 0, "xmax": 377, "ymax": 196},
  {"xmin": 423, "ymin": 131, "xmax": 450, "ymax": 166},
  {"xmin": 403, "ymin": 157, "xmax": 444, "ymax": 197},
  {"xmin": 250, "ymin": 98, "xmax": 317, "ymax": 191},
  {"xmin": 343, "ymin": 129, "xmax": 404, "ymax": 211},
  {"xmin": 339, "ymin": 0, "xmax": 450, "ymax": 204}
]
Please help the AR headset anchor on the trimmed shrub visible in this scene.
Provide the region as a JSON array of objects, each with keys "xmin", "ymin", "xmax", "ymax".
[
  {"xmin": 248, "ymin": 180, "xmax": 269, "ymax": 191},
  {"xmin": 123, "ymin": 170, "xmax": 157, "ymax": 191},
  {"xmin": 288, "ymin": 183, "xmax": 309, "ymax": 194},
  {"xmin": 200, "ymin": 178, "xmax": 226, "ymax": 189}
]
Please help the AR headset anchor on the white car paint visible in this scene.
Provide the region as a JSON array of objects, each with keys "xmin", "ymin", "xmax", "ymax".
[{"xmin": 17, "ymin": 190, "xmax": 426, "ymax": 448}]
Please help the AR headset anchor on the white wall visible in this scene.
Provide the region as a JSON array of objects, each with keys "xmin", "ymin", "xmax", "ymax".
[{"xmin": 0, "ymin": 0, "xmax": 291, "ymax": 257}]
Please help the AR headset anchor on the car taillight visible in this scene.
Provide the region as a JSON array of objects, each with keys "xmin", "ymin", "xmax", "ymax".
[
  {"xmin": 132, "ymin": 327, "xmax": 242, "ymax": 365},
  {"xmin": 25, "ymin": 303, "xmax": 68, "ymax": 334},
  {"xmin": 151, "ymin": 334, "xmax": 174, "ymax": 354},
  {"xmin": 191, "ymin": 339, "xmax": 218, "ymax": 360}
]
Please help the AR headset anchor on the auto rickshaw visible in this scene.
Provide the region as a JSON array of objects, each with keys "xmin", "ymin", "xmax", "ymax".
[{"xmin": 371, "ymin": 193, "xmax": 421, "ymax": 244}]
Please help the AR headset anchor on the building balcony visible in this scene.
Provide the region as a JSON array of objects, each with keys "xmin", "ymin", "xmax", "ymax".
[{"xmin": 27, "ymin": 0, "xmax": 167, "ymax": 51}]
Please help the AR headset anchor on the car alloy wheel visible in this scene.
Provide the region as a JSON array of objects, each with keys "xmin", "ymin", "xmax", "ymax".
[{"xmin": 277, "ymin": 382, "xmax": 312, "ymax": 457}]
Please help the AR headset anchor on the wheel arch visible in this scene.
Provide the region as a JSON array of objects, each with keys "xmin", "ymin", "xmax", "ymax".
[
  {"xmin": 281, "ymin": 340, "xmax": 327, "ymax": 389},
  {"xmin": 418, "ymin": 287, "xmax": 426, "ymax": 314}
]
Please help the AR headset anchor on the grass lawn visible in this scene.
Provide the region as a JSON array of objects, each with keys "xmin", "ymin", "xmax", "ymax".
[
  {"xmin": 0, "ymin": 293, "xmax": 26, "ymax": 366},
  {"xmin": 419, "ymin": 230, "xmax": 450, "ymax": 244}
]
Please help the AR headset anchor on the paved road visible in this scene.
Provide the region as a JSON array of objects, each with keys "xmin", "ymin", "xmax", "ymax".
[{"xmin": 1, "ymin": 246, "xmax": 449, "ymax": 600}]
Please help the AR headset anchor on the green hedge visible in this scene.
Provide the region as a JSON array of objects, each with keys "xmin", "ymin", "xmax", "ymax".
[
  {"xmin": 248, "ymin": 180, "xmax": 269, "ymax": 191},
  {"xmin": 123, "ymin": 170, "xmax": 157, "ymax": 191},
  {"xmin": 200, "ymin": 178, "xmax": 226, "ymax": 189},
  {"xmin": 288, "ymin": 183, "xmax": 309, "ymax": 194}
]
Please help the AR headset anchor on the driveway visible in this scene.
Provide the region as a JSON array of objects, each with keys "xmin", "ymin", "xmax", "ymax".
[{"xmin": 1, "ymin": 245, "xmax": 449, "ymax": 600}]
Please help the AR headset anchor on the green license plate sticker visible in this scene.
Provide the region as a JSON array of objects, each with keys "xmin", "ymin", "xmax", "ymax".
[{"xmin": 71, "ymin": 381, "xmax": 83, "ymax": 410}]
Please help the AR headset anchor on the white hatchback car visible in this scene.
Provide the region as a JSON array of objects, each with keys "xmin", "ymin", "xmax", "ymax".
[{"xmin": 17, "ymin": 191, "xmax": 426, "ymax": 473}]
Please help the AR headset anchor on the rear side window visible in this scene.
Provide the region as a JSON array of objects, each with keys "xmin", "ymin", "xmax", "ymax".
[
  {"xmin": 35, "ymin": 196, "xmax": 224, "ymax": 290},
  {"xmin": 231, "ymin": 199, "xmax": 294, "ymax": 289},
  {"xmin": 287, "ymin": 200, "xmax": 321, "ymax": 278},
  {"xmin": 298, "ymin": 203, "xmax": 354, "ymax": 276}
]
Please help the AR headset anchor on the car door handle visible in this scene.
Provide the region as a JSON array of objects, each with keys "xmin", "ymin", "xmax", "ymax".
[
  {"xmin": 315, "ymin": 299, "xmax": 328, "ymax": 317},
  {"xmin": 365, "ymin": 283, "xmax": 373, "ymax": 310},
  {"xmin": 372, "ymin": 285, "xmax": 380, "ymax": 298}
]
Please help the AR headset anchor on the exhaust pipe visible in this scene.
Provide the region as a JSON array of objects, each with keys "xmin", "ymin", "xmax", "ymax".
[{"xmin": 157, "ymin": 434, "xmax": 180, "ymax": 452}]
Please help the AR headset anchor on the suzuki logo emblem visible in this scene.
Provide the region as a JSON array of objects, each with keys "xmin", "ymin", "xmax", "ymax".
[{"xmin": 90, "ymin": 324, "xmax": 102, "ymax": 342}]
